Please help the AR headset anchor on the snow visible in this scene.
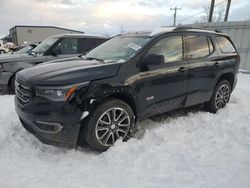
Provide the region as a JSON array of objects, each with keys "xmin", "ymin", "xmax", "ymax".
[{"xmin": 0, "ymin": 73, "xmax": 250, "ymax": 188}]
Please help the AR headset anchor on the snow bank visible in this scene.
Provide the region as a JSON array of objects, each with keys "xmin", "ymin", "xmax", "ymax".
[{"xmin": 0, "ymin": 74, "xmax": 249, "ymax": 188}]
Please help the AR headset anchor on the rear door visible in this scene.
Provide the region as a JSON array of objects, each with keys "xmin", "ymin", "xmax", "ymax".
[{"xmin": 185, "ymin": 34, "xmax": 221, "ymax": 106}]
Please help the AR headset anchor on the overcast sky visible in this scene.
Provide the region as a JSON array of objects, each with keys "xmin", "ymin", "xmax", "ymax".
[{"xmin": 0, "ymin": 0, "xmax": 249, "ymax": 38}]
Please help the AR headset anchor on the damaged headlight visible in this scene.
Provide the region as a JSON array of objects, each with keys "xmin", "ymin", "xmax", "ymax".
[{"xmin": 35, "ymin": 81, "xmax": 90, "ymax": 101}]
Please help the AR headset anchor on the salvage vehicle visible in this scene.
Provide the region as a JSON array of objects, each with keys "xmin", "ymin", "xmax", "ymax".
[
  {"xmin": 15, "ymin": 27, "xmax": 240, "ymax": 151},
  {"xmin": 0, "ymin": 34, "xmax": 107, "ymax": 94}
]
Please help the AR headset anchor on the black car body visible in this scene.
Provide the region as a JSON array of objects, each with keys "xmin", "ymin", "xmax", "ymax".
[
  {"xmin": 0, "ymin": 34, "xmax": 107, "ymax": 94},
  {"xmin": 15, "ymin": 27, "xmax": 240, "ymax": 150}
]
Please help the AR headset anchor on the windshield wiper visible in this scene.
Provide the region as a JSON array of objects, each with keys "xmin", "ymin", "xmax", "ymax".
[{"xmin": 81, "ymin": 56, "xmax": 105, "ymax": 62}]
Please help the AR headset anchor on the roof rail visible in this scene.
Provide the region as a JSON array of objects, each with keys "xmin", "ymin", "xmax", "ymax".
[
  {"xmin": 200, "ymin": 26, "xmax": 222, "ymax": 33},
  {"xmin": 173, "ymin": 27, "xmax": 193, "ymax": 31},
  {"xmin": 174, "ymin": 26, "xmax": 221, "ymax": 33}
]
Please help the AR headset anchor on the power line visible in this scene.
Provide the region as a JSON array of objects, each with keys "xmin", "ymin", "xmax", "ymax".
[
  {"xmin": 178, "ymin": 0, "xmax": 227, "ymax": 22},
  {"xmin": 170, "ymin": 7, "xmax": 181, "ymax": 26}
]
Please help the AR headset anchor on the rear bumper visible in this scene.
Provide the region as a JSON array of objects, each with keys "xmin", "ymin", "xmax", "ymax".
[
  {"xmin": 232, "ymin": 74, "xmax": 237, "ymax": 92},
  {"xmin": 15, "ymin": 97, "xmax": 83, "ymax": 148}
]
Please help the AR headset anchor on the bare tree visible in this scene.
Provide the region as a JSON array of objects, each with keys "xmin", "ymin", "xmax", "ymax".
[{"xmin": 199, "ymin": 5, "xmax": 225, "ymax": 23}]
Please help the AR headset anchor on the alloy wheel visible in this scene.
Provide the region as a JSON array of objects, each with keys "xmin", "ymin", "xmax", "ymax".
[
  {"xmin": 95, "ymin": 107, "xmax": 131, "ymax": 146},
  {"xmin": 215, "ymin": 84, "xmax": 230, "ymax": 109}
]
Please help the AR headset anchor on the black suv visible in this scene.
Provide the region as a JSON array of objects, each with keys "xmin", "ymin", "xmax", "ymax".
[
  {"xmin": 0, "ymin": 34, "xmax": 107, "ymax": 94},
  {"xmin": 15, "ymin": 27, "xmax": 240, "ymax": 151}
]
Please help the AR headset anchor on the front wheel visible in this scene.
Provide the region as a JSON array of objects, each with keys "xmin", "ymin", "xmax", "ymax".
[
  {"xmin": 204, "ymin": 80, "xmax": 231, "ymax": 113},
  {"xmin": 83, "ymin": 99, "xmax": 135, "ymax": 151}
]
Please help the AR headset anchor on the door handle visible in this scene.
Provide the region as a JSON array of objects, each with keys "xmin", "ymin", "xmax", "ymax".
[
  {"xmin": 178, "ymin": 67, "xmax": 187, "ymax": 73},
  {"xmin": 214, "ymin": 62, "xmax": 221, "ymax": 67}
]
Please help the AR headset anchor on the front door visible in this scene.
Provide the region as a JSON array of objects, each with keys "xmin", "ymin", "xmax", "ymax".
[{"xmin": 138, "ymin": 35, "xmax": 189, "ymax": 117}]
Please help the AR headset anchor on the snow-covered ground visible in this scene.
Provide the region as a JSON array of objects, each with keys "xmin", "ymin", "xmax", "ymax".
[{"xmin": 0, "ymin": 73, "xmax": 250, "ymax": 188}]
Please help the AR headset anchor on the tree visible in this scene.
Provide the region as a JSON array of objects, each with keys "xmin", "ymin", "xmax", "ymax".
[{"xmin": 200, "ymin": 5, "xmax": 225, "ymax": 23}]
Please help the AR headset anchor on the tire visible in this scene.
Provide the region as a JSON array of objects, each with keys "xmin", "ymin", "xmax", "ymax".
[
  {"xmin": 0, "ymin": 50, "xmax": 5, "ymax": 54},
  {"xmin": 204, "ymin": 80, "xmax": 231, "ymax": 113},
  {"xmin": 83, "ymin": 99, "xmax": 135, "ymax": 151}
]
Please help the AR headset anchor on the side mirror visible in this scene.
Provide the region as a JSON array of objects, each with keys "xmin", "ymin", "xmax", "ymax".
[{"xmin": 140, "ymin": 54, "xmax": 165, "ymax": 70}]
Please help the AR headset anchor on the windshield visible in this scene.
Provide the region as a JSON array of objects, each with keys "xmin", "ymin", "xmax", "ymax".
[
  {"xmin": 32, "ymin": 37, "xmax": 58, "ymax": 54},
  {"xmin": 16, "ymin": 45, "xmax": 35, "ymax": 54},
  {"xmin": 85, "ymin": 36, "xmax": 150, "ymax": 63}
]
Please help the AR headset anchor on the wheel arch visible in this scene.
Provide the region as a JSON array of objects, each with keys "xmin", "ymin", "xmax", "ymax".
[
  {"xmin": 7, "ymin": 68, "xmax": 23, "ymax": 89},
  {"xmin": 105, "ymin": 92, "xmax": 138, "ymax": 119},
  {"xmin": 77, "ymin": 90, "xmax": 139, "ymax": 148},
  {"xmin": 215, "ymin": 72, "xmax": 235, "ymax": 89},
  {"xmin": 6, "ymin": 62, "xmax": 34, "ymax": 89}
]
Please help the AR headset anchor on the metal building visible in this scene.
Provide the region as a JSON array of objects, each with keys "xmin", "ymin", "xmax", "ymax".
[
  {"xmin": 9, "ymin": 25, "xmax": 84, "ymax": 46},
  {"xmin": 188, "ymin": 21, "xmax": 250, "ymax": 71}
]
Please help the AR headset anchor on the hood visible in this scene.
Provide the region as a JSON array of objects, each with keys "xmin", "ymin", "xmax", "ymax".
[
  {"xmin": 37, "ymin": 56, "xmax": 80, "ymax": 66},
  {"xmin": 0, "ymin": 53, "xmax": 34, "ymax": 63},
  {"xmin": 17, "ymin": 58, "xmax": 121, "ymax": 86}
]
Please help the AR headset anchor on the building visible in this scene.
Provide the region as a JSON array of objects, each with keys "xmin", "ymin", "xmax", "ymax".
[
  {"xmin": 9, "ymin": 25, "xmax": 84, "ymax": 46},
  {"xmin": 187, "ymin": 21, "xmax": 250, "ymax": 71}
]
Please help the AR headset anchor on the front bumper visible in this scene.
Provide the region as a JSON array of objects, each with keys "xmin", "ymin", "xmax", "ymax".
[{"xmin": 15, "ymin": 96, "xmax": 83, "ymax": 148}]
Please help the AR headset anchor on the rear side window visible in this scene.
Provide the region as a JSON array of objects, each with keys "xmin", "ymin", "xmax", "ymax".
[
  {"xmin": 186, "ymin": 35, "xmax": 211, "ymax": 59},
  {"xmin": 216, "ymin": 36, "xmax": 236, "ymax": 53}
]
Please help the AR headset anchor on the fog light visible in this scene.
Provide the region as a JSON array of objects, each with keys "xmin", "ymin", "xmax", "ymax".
[{"xmin": 34, "ymin": 121, "xmax": 63, "ymax": 134}]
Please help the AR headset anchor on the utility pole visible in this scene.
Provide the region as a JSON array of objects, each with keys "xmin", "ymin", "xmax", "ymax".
[
  {"xmin": 224, "ymin": 0, "xmax": 231, "ymax": 21},
  {"xmin": 208, "ymin": 0, "xmax": 215, "ymax": 22},
  {"xmin": 170, "ymin": 7, "xmax": 181, "ymax": 26}
]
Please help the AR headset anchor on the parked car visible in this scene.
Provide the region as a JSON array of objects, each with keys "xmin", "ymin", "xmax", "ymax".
[
  {"xmin": 0, "ymin": 34, "xmax": 107, "ymax": 94},
  {"xmin": 15, "ymin": 27, "xmax": 240, "ymax": 151}
]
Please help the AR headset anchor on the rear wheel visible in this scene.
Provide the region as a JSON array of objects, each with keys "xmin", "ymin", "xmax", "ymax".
[
  {"xmin": 0, "ymin": 50, "xmax": 5, "ymax": 54},
  {"xmin": 204, "ymin": 80, "xmax": 231, "ymax": 113},
  {"xmin": 83, "ymin": 99, "xmax": 135, "ymax": 151}
]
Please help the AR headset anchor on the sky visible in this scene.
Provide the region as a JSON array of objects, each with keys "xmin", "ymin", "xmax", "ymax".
[{"xmin": 0, "ymin": 0, "xmax": 250, "ymax": 38}]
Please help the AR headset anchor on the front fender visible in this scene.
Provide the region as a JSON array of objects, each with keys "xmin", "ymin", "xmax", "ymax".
[
  {"xmin": 74, "ymin": 82, "xmax": 140, "ymax": 120},
  {"xmin": 0, "ymin": 72, "xmax": 13, "ymax": 85},
  {"xmin": 3, "ymin": 62, "xmax": 34, "ymax": 73}
]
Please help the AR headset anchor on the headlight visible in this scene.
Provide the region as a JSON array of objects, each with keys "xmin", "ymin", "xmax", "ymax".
[{"xmin": 35, "ymin": 81, "xmax": 90, "ymax": 101}]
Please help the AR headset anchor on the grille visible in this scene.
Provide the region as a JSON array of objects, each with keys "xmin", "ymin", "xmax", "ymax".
[{"xmin": 15, "ymin": 79, "xmax": 31, "ymax": 103}]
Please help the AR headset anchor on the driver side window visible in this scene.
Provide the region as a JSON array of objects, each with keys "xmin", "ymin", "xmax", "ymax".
[
  {"xmin": 53, "ymin": 38, "xmax": 77, "ymax": 55},
  {"xmin": 148, "ymin": 36, "xmax": 183, "ymax": 63}
]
